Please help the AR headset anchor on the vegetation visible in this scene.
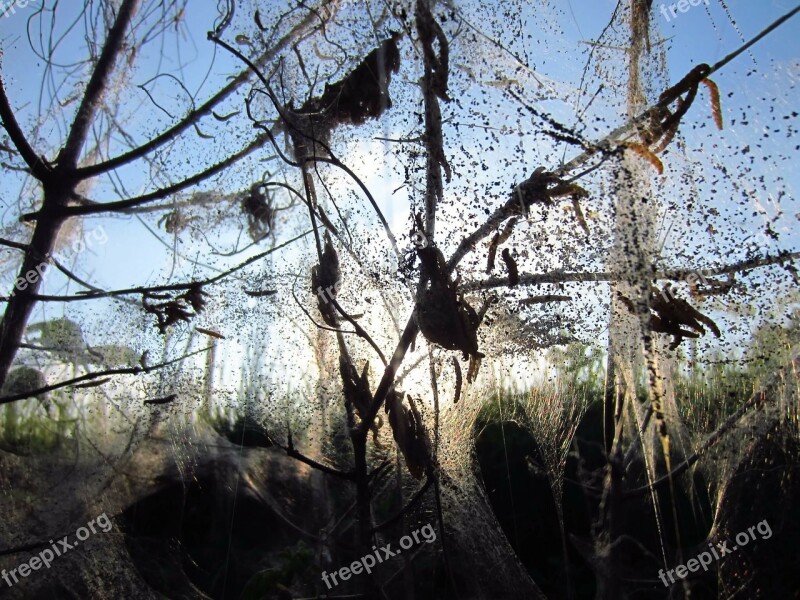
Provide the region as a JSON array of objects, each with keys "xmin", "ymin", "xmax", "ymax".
[{"xmin": 0, "ymin": 1, "xmax": 798, "ymax": 599}]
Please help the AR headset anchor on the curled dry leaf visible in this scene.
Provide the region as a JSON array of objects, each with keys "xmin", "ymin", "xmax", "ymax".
[
  {"xmin": 241, "ymin": 183, "xmax": 274, "ymax": 240},
  {"xmin": 650, "ymin": 285, "xmax": 721, "ymax": 349},
  {"xmin": 701, "ymin": 78, "xmax": 723, "ymax": 130},
  {"xmin": 501, "ymin": 248, "xmax": 519, "ymax": 287},
  {"xmin": 298, "ymin": 32, "xmax": 402, "ymax": 127},
  {"xmin": 506, "ymin": 168, "xmax": 590, "ymax": 218},
  {"xmin": 341, "ymin": 358, "xmax": 382, "ymax": 446},
  {"xmin": 311, "ymin": 232, "xmax": 341, "ymax": 327},
  {"xmin": 624, "ymin": 142, "xmax": 664, "ymax": 174},
  {"xmin": 618, "ymin": 285, "xmax": 722, "ymax": 350},
  {"xmin": 415, "ymin": 247, "xmax": 484, "ymax": 360},
  {"xmin": 143, "ymin": 285, "xmax": 208, "ymax": 334},
  {"xmin": 486, "ymin": 217, "xmax": 517, "ymax": 273},
  {"xmin": 452, "ymin": 356, "xmax": 462, "ymax": 404},
  {"xmin": 385, "ymin": 391, "xmax": 429, "ymax": 480}
]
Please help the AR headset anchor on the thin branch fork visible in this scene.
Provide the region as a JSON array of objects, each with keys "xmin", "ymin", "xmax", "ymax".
[
  {"xmin": 0, "ymin": 78, "xmax": 51, "ymax": 180},
  {"xmin": 0, "ymin": 345, "xmax": 212, "ymax": 405},
  {"xmin": 270, "ymin": 430, "xmax": 355, "ymax": 480},
  {"xmin": 21, "ymin": 230, "xmax": 311, "ymax": 303},
  {"xmin": 71, "ymin": 0, "xmax": 339, "ymax": 180},
  {"xmin": 461, "ymin": 250, "xmax": 800, "ymax": 292}
]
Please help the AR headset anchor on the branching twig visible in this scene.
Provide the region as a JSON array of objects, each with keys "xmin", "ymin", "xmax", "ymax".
[
  {"xmin": 25, "ymin": 230, "xmax": 311, "ymax": 302},
  {"xmin": 0, "ymin": 345, "xmax": 212, "ymax": 405},
  {"xmin": 271, "ymin": 431, "xmax": 356, "ymax": 480}
]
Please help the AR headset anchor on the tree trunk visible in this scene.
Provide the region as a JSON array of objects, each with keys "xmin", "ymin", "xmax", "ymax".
[{"xmin": 0, "ymin": 0, "xmax": 141, "ymax": 389}]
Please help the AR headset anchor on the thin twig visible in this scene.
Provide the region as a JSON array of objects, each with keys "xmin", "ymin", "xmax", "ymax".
[
  {"xmin": 0, "ymin": 345, "xmax": 212, "ymax": 405},
  {"xmin": 25, "ymin": 231, "xmax": 311, "ymax": 302}
]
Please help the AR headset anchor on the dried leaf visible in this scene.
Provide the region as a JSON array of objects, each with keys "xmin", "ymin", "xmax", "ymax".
[
  {"xmin": 572, "ymin": 196, "xmax": 590, "ymax": 235},
  {"xmin": 385, "ymin": 392, "xmax": 428, "ymax": 479},
  {"xmin": 416, "ymin": 247, "xmax": 484, "ymax": 359},
  {"xmin": 702, "ymin": 78, "xmax": 723, "ymax": 130},
  {"xmin": 144, "ymin": 394, "xmax": 177, "ymax": 406},
  {"xmin": 625, "ymin": 142, "xmax": 664, "ymax": 174},
  {"xmin": 196, "ymin": 327, "xmax": 225, "ymax": 339},
  {"xmin": 311, "ymin": 233, "xmax": 341, "ymax": 327},
  {"xmin": 452, "ymin": 356, "xmax": 462, "ymax": 404},
  {"xmin": 501, "ymin": 248, "xmax": 519, "ymax": 286}
]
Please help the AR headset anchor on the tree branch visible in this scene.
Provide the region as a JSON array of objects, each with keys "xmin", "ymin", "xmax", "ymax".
[
  {"xmin": 58, "ymin": 0, "xmax": 141, "ymax": 170},
  {"xmin": 0, "ymin": 345, "xmax": 212, "ymax": 405},
  {"xmin": 24, "ymin": 230, "xmax": 311, "ymax": 302},
  {"xmin": 460, "ymin": 251, "xmax": 800, "ymax": 292},
  {"xmin": 0, "ymin": 77, "xmax": 51, "ymax": 180},
  {"xmin": 72, "ymin": 0, "xmax": 334, "ymax": 179},
  {"xmin": 271, "ymin": 432, "xmax": 355, "ymax": 480},
  {"xmin": 30, "ymin": 133, "xmax": 270, "ymax": 221}
]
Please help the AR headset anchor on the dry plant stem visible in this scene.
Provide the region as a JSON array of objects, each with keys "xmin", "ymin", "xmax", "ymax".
[
  {"xmin": 272, "ymin": 435, "xmax": 355, "ymax": 480},
  {"xmin": 417, "ymin": 0, "xmax": 449, "ymax": 240},
  {"xmin": 623, "ymin": 404, "xmax": 654, "ymax": 473},
  {"xmin": 0, "ymin": 0, "xmax": 141, "ymax": 390},
  {"xmin": 428, "ymin": 348, "xmax": 459, "ymax": 597},
  {"xmin": 624, "ymin": 351, "xmax": 800, "ymax": 498}
]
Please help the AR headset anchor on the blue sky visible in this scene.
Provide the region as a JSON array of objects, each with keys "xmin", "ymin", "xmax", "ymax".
[{"xmin": 0, "ymin": 1, "xmax": 798, "ymax": 393}]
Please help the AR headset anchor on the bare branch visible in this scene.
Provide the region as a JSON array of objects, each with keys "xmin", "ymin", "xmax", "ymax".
[
  {"xmin": 271, "ymin": 432, "xmax": 355, "ymax": 480},
  {"xmin": 72, "ymin": 0, "xmax": 336, "ymax": 179},
  {"xmin": 0, "ymin": 77, "xmax": 51, "ymax": 180},
  {"xmin": 38, "ymin": 134, "xmax": 271, "ymax": 220},
  {"xmin": 58, "ymin": 0, "xmax": 142, "ymax": 170},
  {"xmin": 25, "ymin": 230, "xmax": 312, "ymax": 302},
  {"xmin": 0, "ymin": 345, "xmax": 212, "ymax": 405}
]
